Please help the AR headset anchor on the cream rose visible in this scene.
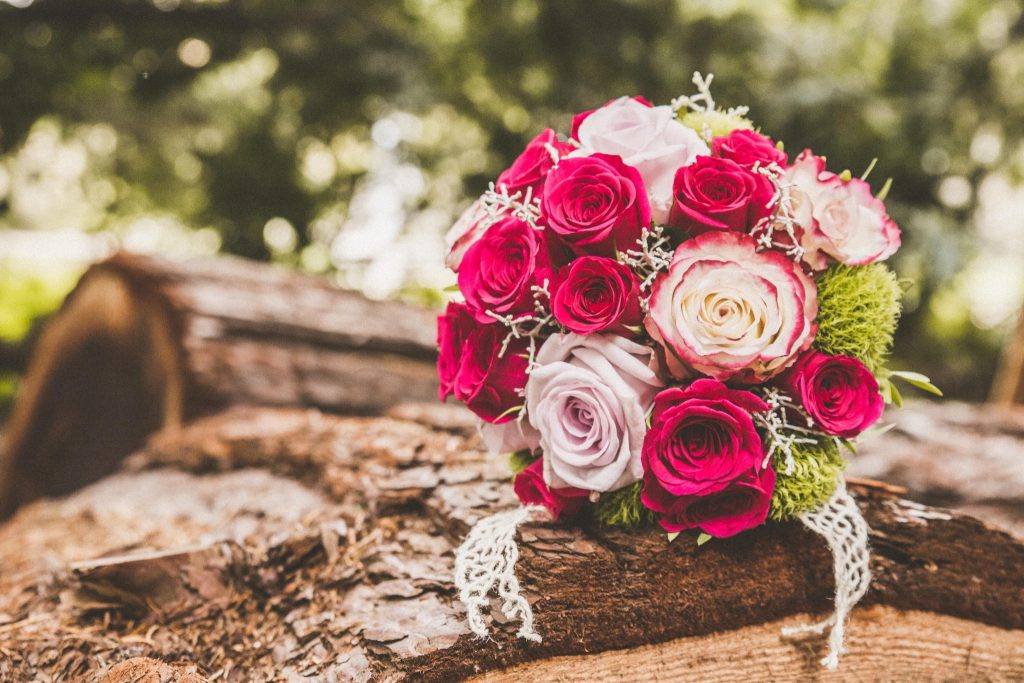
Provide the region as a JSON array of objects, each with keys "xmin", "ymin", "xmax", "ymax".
[
  {"xmin": 525, "ymin": 333, "xmax": 663, "ymax": 493},
  {"xmin": 646, "ymin": 231, "xmax": 817, "ymax": 382},
  {"xmin": 574, "ymin": 97, "xmax": 709, "ymax": 225},
  {"xmin": 785, "ymin": 150, "xmax": 901, "ymax": 269}
]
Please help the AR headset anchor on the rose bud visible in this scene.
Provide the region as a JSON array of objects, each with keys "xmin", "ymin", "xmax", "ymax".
[
  {"xmin": 551, "ymin": 256, "xmax": 642, "ymax": 336},
  {"xmin": 667, "ymin": 155, "xmax": 775, "ymax": 235},
  {"xmin": 780, "ymin": 350, "xmax": 884, "ymax": 438},
  {"xmin": 712, "ymin": 129, "xmax": 788, "ymax": 168},
  {"xmin": 496, "ymin": 128, "xmax": 573, "ymax": 195}
]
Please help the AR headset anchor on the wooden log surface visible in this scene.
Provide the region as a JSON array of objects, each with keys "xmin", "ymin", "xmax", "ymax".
[
  {"xmin": 1, "ymin": 405, "xmax": 1021, "ymax": 682},
  {"xmin": 0, "ymin": 253, "xmax": 439, "ymax": 516}
]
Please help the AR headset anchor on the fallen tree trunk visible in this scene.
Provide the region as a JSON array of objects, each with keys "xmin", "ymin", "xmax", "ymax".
[
  {"xmin": 0, "ymin": 253, "xmax": 439, "ymax": 516},
  {"xmin": 0, "ymin": 406, "xmax": 1021, "ymax": 682}
]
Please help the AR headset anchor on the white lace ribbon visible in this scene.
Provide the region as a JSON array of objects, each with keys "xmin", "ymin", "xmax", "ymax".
[
  {"xmin": 454, "ymin": 506, "xmax": 543, "ymax": 642},
  {"xmin": 781, "ymin": 483, "xmax": 872, "ymax": 669}
]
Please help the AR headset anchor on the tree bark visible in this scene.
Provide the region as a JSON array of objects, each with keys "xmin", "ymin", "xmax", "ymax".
[
  {"xmin": 0, "ymin": 406, "xmax": 1021, "ymax": 682},
  {"xmin": 0, "ymin": 253, "xmax": 438, "ymax": 516}
]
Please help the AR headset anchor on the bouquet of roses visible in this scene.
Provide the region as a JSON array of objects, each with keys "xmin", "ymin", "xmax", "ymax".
[
  {"xmin": 439, "ymin": 75, "xmax": 936, "ymax": 544},
  {"xmin": 439, "ymin": 74, "xmax": 940, "ymax": 667}
]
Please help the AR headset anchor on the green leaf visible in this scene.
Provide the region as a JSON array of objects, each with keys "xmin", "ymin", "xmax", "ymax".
[
  {"xmin": 878, "ymin": 376, "xmax": 894, "ymax": 405},
  {"xmin": 696, "ymin": 532, "xmax": 713, "ymax": 546},
  {"xmin": 442, "ymin": 284, "xmax": 460, "ymax": 293},
  {"xmin": 889, "ymin": 370, "xmax": 944, "ymax": 397},
  {"xmin": 862, "ymin": 422, "xmax": 897, "ymax": 438},
  {"xmin": 839, "ymin": 438, "xmax": 857, "ymax": 454},
  {"xmin": 876, "ymin": 177, "xmax": 894, "ymax": 201},
  {"xmin": 860, "ymin": 157, "xmax": 878, "ymax": 181},
  {"xmin": 889, "ymin": 380, "xmax": 904, "ymax": 408},
  {"xmin": 666, "ymin": 531, "xmax": 680, "ymax": 543}
]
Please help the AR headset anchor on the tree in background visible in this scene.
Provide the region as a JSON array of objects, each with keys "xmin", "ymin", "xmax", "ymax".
[{"xmin": 0, "ymin": 0, "xmax": 1022, "ymax": 401}]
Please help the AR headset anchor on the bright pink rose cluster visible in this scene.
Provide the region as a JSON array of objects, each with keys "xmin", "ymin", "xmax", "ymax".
[{"xmin": 438, "ymin": 94, "xmax": 897, "ymax": 539}]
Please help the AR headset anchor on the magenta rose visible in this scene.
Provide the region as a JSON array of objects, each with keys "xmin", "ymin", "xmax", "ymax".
[
  {"xmin": 542, "ymin": 153, "xmax": 651, "ymax": 257},
  {"xmin": 513, "ymin": 458, "xmax": 589, "ymax": 520},
  {"xmin": 551, "ymin": 257, "xmax": 642, "ymax": 335},
  {"xmin": 437, "ymin": 302, "xmax": 529, "ymax": 423},
  {"xmin": 457, "ymin": 216, "xmax": 552, "ymax": 324},
  {"xmin": 780, "ymin": 351, "xmax": 884, "ymax": 438},
  {"xmin": 667, "ymin": 156, "xmax": 774, "ymax": 235},
  {"xmin": 653, "ymin": 469, "xmax": 776, "ymax": 538},
  {"xmin": 497, "ymin": 128, "xmax": 573, "ymax": 195},
  {"xmin": 712, "ymin": 129, "xmax": 788, "ymax": 168},
  {"xmin": 640, "ymin": 379, "xmax": 769, "ymax": 502}
]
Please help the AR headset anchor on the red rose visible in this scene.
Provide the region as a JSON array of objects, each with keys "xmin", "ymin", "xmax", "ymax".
[
  {"xmin": 513, "ymin": 458, "xmax": 589, "ymax": 520},
  {"xmin": 457, "ymin": 216, "xmax": 552, "ymax": 324},
  {"xmin": 655, "ymin": 469, "xmax": 775, "ymax": 538},
  {"xmin": 780, "ymin": 351, "xmax": 884, "ymax": 438},
  {"xmin": 570, "ymin": 95, "xmax": 653, "ymax": 140},
  {"xmin": 437, "ymin": 302, "xmax": 529, "ymax": 423},
  {"xmin": 551, "ymin": 256, "xmax": 642, "ymax": 335},
  {"xmin": 497, "ymin": 128, "xmax": 573, "ymax": 195},
  {"xmin": 667, "ymin": 156, "xmax": 774, "ymax": 235},
  {"xmin": 542, "ymin": 153, "xmax": 651, "ymax": 257},
  {"xmin": 712, "ymin": 129, "xmax": 788, "ymax": 168},
  {"xmin": 640, "ymin": 379, "xmax": 774, "ymax": 538}
]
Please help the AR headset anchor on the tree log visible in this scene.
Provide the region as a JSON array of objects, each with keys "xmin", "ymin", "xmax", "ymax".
[
  {"xmin": 0, "ymin": 406, "xmax": 1021, "ymax": 682},
  {"xmin": 0, "ymin": 253, "xmax": 438, "ymax": 516}
]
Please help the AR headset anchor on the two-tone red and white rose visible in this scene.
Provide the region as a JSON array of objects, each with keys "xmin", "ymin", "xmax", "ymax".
[
  {"xmin": 646, "ymin": 231, "xmax": 818, "ymax": 382},
  {"xmin": 640, "ymin": 379, "xmax": 775, "ymax": 538}
]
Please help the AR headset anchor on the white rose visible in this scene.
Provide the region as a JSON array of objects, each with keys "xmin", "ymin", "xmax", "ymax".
[
  {"xmin": 646, "ymin": 231, "xmax": 818, "ymax": 382},
  {"xmin": 785, "ymin": 151, "xmax": 901, "ymax": 269},
  {"xmin": 525, "ymin": 333, "xmax": 663, "ymax": 493},
  {"xmin": 575, "ymin": 97, "xmax": 709, "ymax": 225}
]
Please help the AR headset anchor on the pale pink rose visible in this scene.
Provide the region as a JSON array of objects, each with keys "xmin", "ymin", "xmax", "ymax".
[
  {"xmin": 480, "ymin": 419, "xmax": 540, "ymax": 456},
  {"xmin": 525, "ymin": 333, "xmax": 663, "ymax": 493},
  {"xmin": 646, "ymin": 231, "xmax": 818, "ymax": 382},
  {"xmin": 574, "ymin": 97, "xmax": 709, "ymax": 225},
  {"xmin": 785, "ymin": 151, "xmax": 901, "ymax": 269},
  {"xmin": 444, "ymin": 198, "xmax": 490, "ymax": 272}
]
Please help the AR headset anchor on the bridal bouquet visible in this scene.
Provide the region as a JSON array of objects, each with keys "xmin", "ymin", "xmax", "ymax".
[{"xmin": 439, "ymin": 74, "xmax": 938, "ymax": 667}]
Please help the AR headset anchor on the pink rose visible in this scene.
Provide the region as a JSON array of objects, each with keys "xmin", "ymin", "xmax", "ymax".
[
  {"xmin": 780, "ymin": 351, "xmax": 884, "ymax": 438},
  {"xmin": 457, "ymin": 216, "xmax": 552, "ymax": 323},
  {"xmin": 526, "ymin": 333, "xmax": 663, "ymax": 492},
  {"xmin": 646, "ymin": 232, "xmax": 817, "ymax": 382},
  {"xmin": 650, "ymin": 469, "xmax": 776, "ymax": 538},
  {"xmin": 551, "ymin": 256, "xmax": 642, "ymax": 335},
  {"xmin": 497, "ymin": 128, "xmax": 573, "ymax": 195},
  {"xmin": 513, "ymin": 458, "xmax": 588, "ymax": 520},
  {"xmin": 570, "ymin": 95, "xmax": 654, "ymax": 139},
  {"xmin": 712, "ymin": 129, "xmax": 788, "ymax": 168},
  {"xmin": 437, "ymin": 302, "xmax": 529, "ymax": 423},
  {"xmin": 573, "ymin": 97, "xmax": 709, "ymax": 224},
  {"xmin": 785, "ymin": 150, "xmax": 901, "ymax": 269},
  {"xmin": 542, "ymin": 153, "xmax": 651, "ymax": 257},
  {"xmin": 444, "ymin": 199, "xmax": 489, "ymax": 272},
  {"xmin": 641, "ymin": 379, "xmax": 768, "ymax": 499},
  {"xmin": 667, "ymin": 155, "xmax": 774, "ymax": 235}
]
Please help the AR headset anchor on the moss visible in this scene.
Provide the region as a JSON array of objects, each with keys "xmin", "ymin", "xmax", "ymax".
[
  {"xmin": 813, "ymin": 263, "xmax": 902, "ymax": 373},
  {"xmin": 769, "ymin": 438, "xmax": 846, "ymax": 521},
  {"xmin": 508, "ymin": 449, "xmax": 540, "ymax": 474},
  {"xmin": 680, "ymin": 110, "xmax": 753, "ymax": 139},
  {"xmin": 594, "ymin": 481, "xmax": 656, "ymax": 528}
]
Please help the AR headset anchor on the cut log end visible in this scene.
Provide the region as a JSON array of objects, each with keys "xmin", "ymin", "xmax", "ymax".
[{"xmin": 0, "ymin": 253, "xmax": 439, "ymax": 517}]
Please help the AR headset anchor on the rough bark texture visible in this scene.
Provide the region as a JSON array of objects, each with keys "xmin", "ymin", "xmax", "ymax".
[
  {"xmin": 0, "ymin": 253, "xmax": 438, "ymax": 516},
  {"xmin": 1, "ymin": 406, "xmax": 1021, "ymax": 682}
]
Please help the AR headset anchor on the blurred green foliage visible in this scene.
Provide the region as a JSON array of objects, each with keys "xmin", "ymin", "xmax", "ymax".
[{"xmin": 0, "ymin": 0, "xmax": 1022, "ymax": 400}]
